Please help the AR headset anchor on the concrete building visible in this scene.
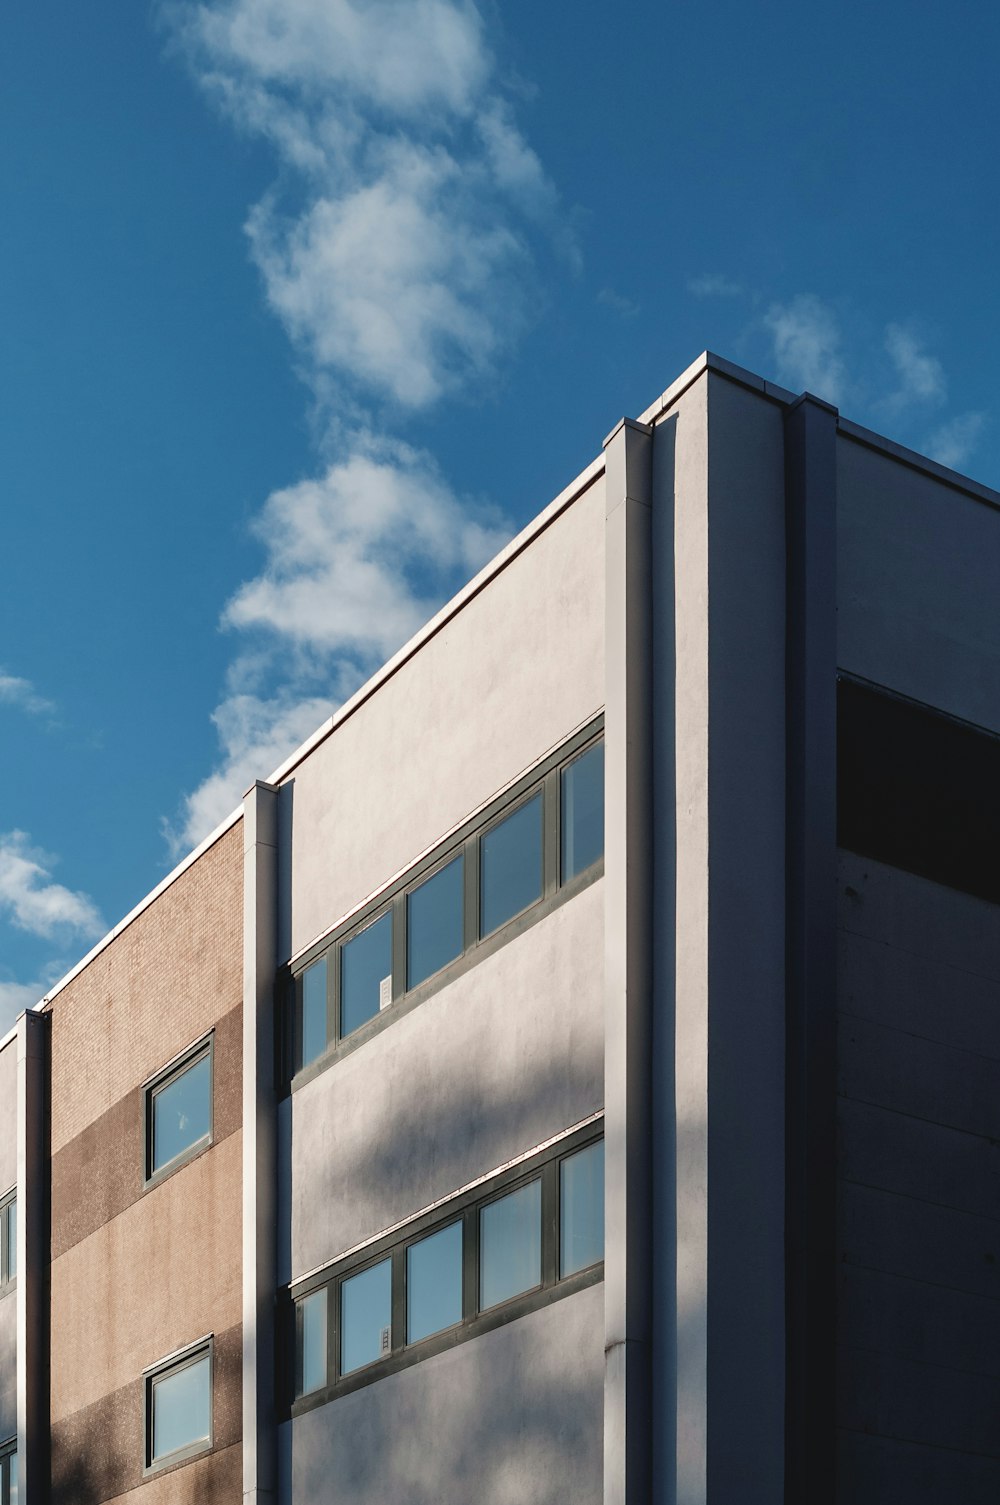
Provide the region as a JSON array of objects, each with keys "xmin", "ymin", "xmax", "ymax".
[{"xmin": 0, "ymin": 350, "xmax": 998, "ymax": 1504}]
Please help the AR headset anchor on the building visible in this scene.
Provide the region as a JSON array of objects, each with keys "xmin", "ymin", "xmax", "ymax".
[{"xmin": 1, "ymin": 350, "xmax": 998, "ymax": 1504}]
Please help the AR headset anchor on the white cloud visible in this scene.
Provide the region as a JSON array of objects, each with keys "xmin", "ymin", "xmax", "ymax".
[
  {"xmin": 0, "ymin": 832, "xmax": 104, "ymax": 941},
  {"xmin": 0, "ymin": 669, "xmax": 54, "ymax": 717},
  {"xmin": 688, "ymin": 273, "xmax": 743, "ymax": 298},
  {"xmin": 763, "ymin": 294, "xmax": 847, "ymax": 405},
  {"xmin": 883, "ymin": 324, "xmax": 946, "ymax": 409},
  {"xmin": 925, "ymin": 411, "xmax": 986, "ymax": 470},
  {"xmin": 597, "ymin": 288, "xmax": 639, "ymax": 319}
]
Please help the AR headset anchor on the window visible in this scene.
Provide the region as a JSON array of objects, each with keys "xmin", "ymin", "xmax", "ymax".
[
  {"xmin": 0, "ymin": 1192, "xmax": 15, "ymax": 1289},
  {"xmin": 289, "ymin": 721, "xmax": 605, "ymax": 1080},
  {"xmin": 144, "ymin": 1338, "xmax": 212, "ymax": 1474},
  {"xmin": 0, "ymin": 1440, "xmax": 16, "ymax": 1505},
  {"xmin": 289, "ymin": 1123, "xmax": 604, "ymax": 1409},
  {"xmin": 144, "ymin": 1036, "xmax": 213, "ymax": 1185}
]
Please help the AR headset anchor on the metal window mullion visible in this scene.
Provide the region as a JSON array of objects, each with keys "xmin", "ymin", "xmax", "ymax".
[
  {"xmin": 543, "ymin": 769, "xmax": 560, "ymax": 897},
  {"xmin": 463, "ymin": 1206, "xmax": 479, "ymax": 1320},
  {"xmin": 463, "ymin": 837, "xmax": 479, "ymax": 950},
  {"xmin": 392, "ymin": 893, "xmax": 406, "ymax": 1001},
  {"xmin": 392, "ymin": 1246, "xmax": 406, "ymax": 1353}
]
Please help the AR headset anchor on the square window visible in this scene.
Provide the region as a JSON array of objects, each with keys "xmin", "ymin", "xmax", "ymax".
[
  {"xmin": 480, "ymin": 793, "xmax": 543, "ymax": 937},
  {"xmin": 561, "ymin": 740, "xmax": 604, "ymax": 881},
  {"xmin": 341, "ymin": 1257, "xmax": 392, "ymax": 1375},
  {"xmin": 300, "ymin": 957, "xmax": 328, "ymax": 1069},
  {"xmin": 479, "ymin": 1179, "xmax": 542, "ymax": 1310},
  {"xmin": 145, "ymin": 1340, "xmax": 212, "ymax": 1473},
  {"xmin": 407, "ymin": 855, "xmax": 464, "ymax": 989},
  {"xmin": 406, "ymin": 1221, "xmax": 463, "ymax": 1344},
  {"xmin": 560, "ymin": 1140, "xmax": 604, "ymax": 1276},
  {"xmin": 341, "ymin": 910, "xmax": 392, "ymax": 1038},
  {"xmin": 145, "ymin": 1039, "xmax": 213, "ymax": 1183}
]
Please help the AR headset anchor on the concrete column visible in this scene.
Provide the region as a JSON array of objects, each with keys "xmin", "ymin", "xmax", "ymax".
[
  {"xmin": 783, "ymin": 394, "xmax": 838, "ymax": 1504},
  {"xmin": 243, "ymin": 781, "xmax": 279, "ymax": 1505},
  {"xmin": 603, "ymin": 415, "xmax": 653, "ymax": 1505},
  {"xmin": 16, "ymin": 1009, "xmax": 46, "ymax": 1503}
]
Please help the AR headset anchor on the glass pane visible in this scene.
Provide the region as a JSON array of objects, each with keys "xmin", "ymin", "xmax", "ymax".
[
  {"xmin": 407, "ymin": 855, "xmax": 463, "ymax": 988},
  {"xmin": 480, "ymin": 794, "xmax": 542, "ymax": 937},
  {"xmin": 341, "ymin": 1258, "xmax": 392, "ymax": 1375},
  {"xmin": 152, "ymin": 1053, "xmax": 211, "ymax": 1173},
  {"xmin": 560, "ymin": 1140, "xmax": 604, "ymax": 1276},
  {"xmin": 152, "ymin": 1353, "xmax": 210, "ymax": 1461},
  {"xmin": 407, "ymin": 1221, "xmax": 462, "ymax": 1343},
  {"xmin": 561, "ymin": 741, "xmax": 604, "ymax": 881},
  {"xmin": 301, "ymin": 958, "xmax": 328, "ymax": 1068},
  {"xmin": 299, "ymin": 1288, "xmax": 328, "ymax": 1396},
  {"xmin": 9, "ymin": 1452, "xmax": 17, "ymax": 1505},
  {"xmin": 479, "ymin": 1180, "xmax": 542, "ymax": 1310},
  {"xmin": 341, "ymin": 911, "xmax": 392, "ymax": 1038},
  {"xmin": 7, "ymin": 1200, "xmax": 15, "ymax": 1281}
]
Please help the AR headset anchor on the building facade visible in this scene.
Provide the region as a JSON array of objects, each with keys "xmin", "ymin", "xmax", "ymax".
[{"xmin": 1, "ymin": 351, "xmax": 998, "ymax": 1503}]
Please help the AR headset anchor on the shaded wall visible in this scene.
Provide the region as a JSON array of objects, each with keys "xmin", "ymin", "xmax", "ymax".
[
  {"xmin": 47, "ymin": 823, "xmax": 244, "ymax": 1505},
  {"xmin": 836, "ymin": 853, "xmax": 1000, "ymax": 1502},
  {"xmin": 0, "ymin": 1036, "xmax": 16, "ymax": 1443}
]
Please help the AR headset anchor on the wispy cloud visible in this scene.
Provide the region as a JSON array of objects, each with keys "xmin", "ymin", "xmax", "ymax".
[
  {"xmin": 763, "ymin": 294, "xmax": 847, "ymax": 405},
  {"xmin": 0, "ymin": 669, "xmax": 54, "ymax": 717},
  {"xmin": 883, "ymin": 323, "xmax": 946, "ymax": 410},
  {"xmin": 161, "ymin": 0, "xmax": 561, "ymax": 850},
  {"xmin": 925, "ymin": 411, "xmax": 987, "ymax": 470},
  {"xmin": 0, "ymin": 832, "xmax": 105, "ymax": 941},
  {"xmin": 597, "ymin": 287, "xmax": 639, "ymax": 319},
  {"xmin": 688, "ymin": 273, "xmax": 743, "ymax": 298}
]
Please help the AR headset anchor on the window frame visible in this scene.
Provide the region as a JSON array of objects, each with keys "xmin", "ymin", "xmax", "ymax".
[
  {"xmin": 142, "ymin": 1033, "xmax": 215, "ymax": 1189},
  {"xmin": 285, "ymin": 717, "xmax": 604, "ymax": 1087},
  {"xmin": 143, "ymin": 1335, "xmax": 214, "ymax": 1477},
  {"xmin": 285, "ymin": 1118, "xmax": 604, "ymax": 1415},
  {"xmin": 0, "ymin": 1437, "xmax": 15, "ymax": 1505},
  {"xmin": 0, "ymin": 1190, "xmax": 15, "ymax": 1291}
]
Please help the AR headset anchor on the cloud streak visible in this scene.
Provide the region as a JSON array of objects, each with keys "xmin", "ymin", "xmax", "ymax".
[
  {"xmin": 0, "ymin": 668, "xmax": 54, "ymax": 717},
  {"xmin": 0, "ymin": 831, "xmax": 105, "ymax": 942}
]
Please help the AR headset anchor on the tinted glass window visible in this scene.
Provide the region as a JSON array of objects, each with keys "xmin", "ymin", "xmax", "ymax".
[
  {"xmin": 561, "ymin": 741, "xmax": 604, "ymax": 881},
  {"xmin": 151, "ymin": 1353, "xmax": 210, "ymax": 1461},
  {"xmin": 480, "ymin": 793, "xmax": 542, "ymax": 937},
  {"xmin": 341, "ymin": 1258, "xmax": 392, "ymax": 1375},
  {"xmin": 299, "ymin": 1288, "xmax": 328, "ymax": 1396},
  {"xmin": 560, "ymin": 1140, "xmax": 604, "ymax": 1276},
  {"xmin": 479, "ymin": 1179, "xmax": 542, "ymax": 1310},
  {"xmin": 407, "ymin": 1221, "xmax": 463, "ymax": 1344},
  {"xmin": 9, "ymin": 1451, "xmax": 17, "ymax": 1505},
  {"xmin": 301, "ymin": 958, "xmax": 328, "ymax": 1068},
  {"xmin": 407, "ymin": 855, "xmax": 463, "ymax": 988},
  {"xmin": 341, "ymin": 911, "xmax": 392, "ymax": 1037},
  {"xmin": 152, "ymin": 1053, "xmax": 211, "ymax": 1174}
]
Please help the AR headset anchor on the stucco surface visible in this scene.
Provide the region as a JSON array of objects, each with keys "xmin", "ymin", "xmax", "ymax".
[
  {"xmin": 837, "ymin": 438, "xmax": 1000, "ymax": 733},
  {"xmin": 48, "ymin": 822, "xmax": 242, "ymax": 1156},
  {"xmin": 287, "ymin": 879, "xmax": 603, "ymax": 1279},
  {"xmin": 289, "ymin": 1283, "xmax": 603, "ymax": 1505},
  {"xmin": 0, "ymin": 1038, "xmax": 16, "ymax": 1194},
  {"xmin": 283, "ymin": 477, "xmax": 605, "ymax": 961},
  {"xmin": 50, "ymin": 1129, "xmax": 243, "ymax": 1422},
  {"xmin": 0, "ymin": 1291, "xmax": 14, "ymax": 1441}
]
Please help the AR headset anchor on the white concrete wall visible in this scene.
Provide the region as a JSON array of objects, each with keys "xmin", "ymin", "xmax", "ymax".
[
  {"xmin": 288, "ymin": 1285, "xmax": 603, "ymax": 1505},
  {"xmin": 281, "ymin": 476, "xmax": 605, "ymax": 962},
  {"xmin": 837, "ymin": 438, "xmax": 1000, "ymax": 732},
  {"xmin": 285, "ymin": 880, "xmax": 603, "ymax": 1280}
]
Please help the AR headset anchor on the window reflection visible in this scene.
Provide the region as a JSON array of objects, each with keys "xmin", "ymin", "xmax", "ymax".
[
  {"xmin": 479, "ymin": 1180, "xmax": 542, "ymax": 1309},
  {"xmin": 480, "ymin": 793, "xmax": 543, "ymax": 937},
  {"xmin": 407, "ymin": 1221, "xmax": 463, "ymax": 1343},
  {"xmin": 407, "ymin": 855, "xmax": 464, "ymax": 988},
  {"xmin": 341, "ymin": 911, "xmax": 392, "ymax": 1037},
  {"xmin": 341, "ymin": 1258, "xmax": 392, "ymax": 1375},
  {"xmin": 561, "ymin": 740, "xmax": 604, "ymax": 881}
]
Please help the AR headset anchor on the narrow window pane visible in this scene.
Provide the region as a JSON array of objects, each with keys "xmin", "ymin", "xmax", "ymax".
[
  {"xmin": 299, "ymin": 1288, "xmax": 328, "ymax": 1396},
  {"xmin": 561, "ymin": 741, "xmax": 604, "ymax": 881},
  {"xmin": 407, "ymin": 855, "xmax": 463, "ymax": 988},
  {"xmin": 7, "ymin": 1200, "xmax": 15, "ymax": 1281},
  {"xmin": 152, "ymin": 1354, "xmax": 210, "ymax": 1461},
  {"xmin": 560, "ymin": 1140, "xmax": 604, "ymax": 1276},
  {"xmin": 301, "ymin": 958, "xmax": 328, "ymax": 1068},
  {"xmin": 479, "ymin": 1180, "xmax": 542, "ymax": 1310},
  {"xmin": 341, "ymin": 911, "xmax": 392, "ymax": 1038},
  {"xmin": 152, "ymin": 1054, "xmax": 211, "ymax": 1173},
  {"xmin": 480, "ymin": 794, "xmax": 542, "ymax": 937},
  {"xmin": 10, "ymin": 1452, "xmax": 18, "ymax": 1505},
  {"xmin": 407, "ymin": 1221, "xmax": 463, "ymax": 1344},
  {"xmin": 341, "ymin": 1258, "xmax": 392, "ymax": 1375}
]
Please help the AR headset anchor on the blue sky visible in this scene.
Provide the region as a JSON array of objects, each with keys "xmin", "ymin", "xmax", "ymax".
[{"xmin": 2, "ymin": 0, "xmax": 998, "ymax": 1031}]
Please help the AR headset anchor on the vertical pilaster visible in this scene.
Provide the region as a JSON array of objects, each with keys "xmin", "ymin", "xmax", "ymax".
[
  {"xmin": 783, "ymin": 394, "xmax": 838, "ymax": 1505},
  {"xmin": 16, "ymin": 1009, "xmax": 46, "ymax": 1503},
  {"xmin": 243, "ymin": 781, "xmax": 280, "ymax": 1505},
  {"xmin": 603, "ymin": 415, "xmax": 653, "ymax": 1505}
]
